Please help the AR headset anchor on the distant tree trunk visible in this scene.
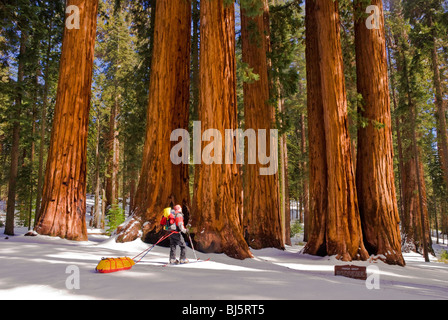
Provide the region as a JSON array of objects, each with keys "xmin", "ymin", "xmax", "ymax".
[
  {"xmin": 386, "ymin": 33, "xmax": 405, "ymax": 225},
  {"xmin": 28, "ymin": 71, "xmax": 39, "ymax": 229},
  {"xmin": 116, "ymin": 0, "xmax": 191, "ymax": 243},
  {"xmin": 5, "ymin": 27, "xmax": 27, "ymax": 236},
  {"xmin": 241, "ymin": 0, "xmax": 283, "ymax": 250},
  {"xmin": 354, "ymin": 0, "xmax": 404, "ymax": 266},
  {"xmin": 398, "ymin": 45, "xmax": 432, "ymax": 259},
  {"xmin": 277, "ymin": 92, "xmax": 291, "ymax": 246},
  {"xmin": 300, "ymin": 113, "xmax": 309, "ymax": 242},
  {"xmin": 34, "ymin": 27, "xmax": 51, "ymax": 226},
  {"xmin": 129, "ymin": 166, "xmax": 136, "ymax": 211},
  {"xmin": 105, "ymin": 94, "xmax": 120, "ymax": 210},
  {"xmin": 35, "ymin": 0, "xmax": 99, "ymax": 241},
  {"xmin": 191, "ymin": 0, "xmax": 200, "ymax": 122},
  {"xmin": 191, "ymin": 0, "xmax": 252, "ymax": 259},
  {"xmin": 430, "ymin": 23, "xmax": 448, "ymax": 191},
  {"xmin": 304, "ymin": 0, "xmax": 368, "ymax": 261},
  {"xmin": 93, "ymin": 111, "xmax": 101, "ymax": 228},
  {"xmin": 409, "ymin": 106, "xmax": 431, "ymax": 262}
]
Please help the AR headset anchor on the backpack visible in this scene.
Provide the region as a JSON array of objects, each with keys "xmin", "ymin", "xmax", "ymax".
[{"xmin": 160, "ymin": 207, "xmax": 176, "ymax": 231}]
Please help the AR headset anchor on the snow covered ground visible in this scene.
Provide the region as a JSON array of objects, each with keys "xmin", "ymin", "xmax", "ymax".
[{"xmin": 0, "ymin": 225, "xmax": 447, "ymax": 300}]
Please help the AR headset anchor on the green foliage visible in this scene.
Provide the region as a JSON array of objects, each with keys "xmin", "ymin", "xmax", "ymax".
[
  {"xmin": 237, "ymin": 61, "xmax": 260, "ymax": 84},
  {"xmin": 440, "ymin": 250, "xmax": 448, "ymax": 263},
  {"xmin": 290, "ymin": 220, "xmax": 303, "ymax": 238},
  {"xmin": 0, "ymin": 0, "xmax": 64, "ymax": 226},
  {"xmin": 240, "ymin": 0, "xmax": 264, "ymax": 17},
  {"xmin": 106, "ymin": 204, "xmax": 125, "ymax": 236},
  {"xmin": 269, "ymin": 0, "xmax": 303, "ymax": 134}
]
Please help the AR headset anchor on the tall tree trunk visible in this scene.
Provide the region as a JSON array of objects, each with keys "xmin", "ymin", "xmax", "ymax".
[
  {"xmin": 116, "ymin": 0, "xmax": 191, "ymax": 243},
  {"xmin": 28, "ymin": 71, "xmax": 39, "ymax": 229},
  {"xmin": 241, "ymin": 0, "xmax": 283, "ymax": 250},
  {"xmin": 354, "ymin": 0, "xmax": 404, "ymax": 266},
  {"xmin": 304, "ymin": 0, "xmax": 368, "ymax": 261},
  {"xmin": 191, "ymin": 0, "xmax": 252, "ymax": 259},
  {"xmin": 93, "ymin": 110, "xmax": 101, "ymax": 228},
  {"xmin": 399, "ymin": 48, "xmax": 432, "ymax": 258},
  {"xmin": 34, "ymin": 23, "xmax": 53, "ymax": 226},
  {"xmin": 303, "ymin": 0, "xmax": 328, "ymax": 256},
  {"xmin": 409, "ymin": 106, "xmax": 431, "ymax": 262},
  {"xmin": 5, "ymin": 26, "xmax": 27, "ymax": 236},
  {"xmin": 191, "ymin": 0, "xmax": 200, "ymax": 122},
  {"xmin": 386, "ymin": 32, "xmax": 405, "ymax": 225},
  {"xmin": 35, "ymin": 0, "xmax": 99, "ymax": 241},
  {"xmin": 278, "ymin": 93, "xmax": 290, "ymax": 246},
  {"xmin": 281, "ymin": 129, "xmax": 291, "ymax": 246},
  {"xmin": 430, "ymin": 24, "xmax": 448, "ymax": 191},
  {"xmin": 300, "ymin": 113, "xmax": 309, "ymax": 242},
  {"xmin": 105, "ymin": 94, "xmax": 120, "ymax": 210}
]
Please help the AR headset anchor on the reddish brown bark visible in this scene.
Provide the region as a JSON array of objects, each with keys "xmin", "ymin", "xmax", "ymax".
[
  {"xmin": 354, "ymin": 0, "xmax": 404, "ymax": 266},
  {"xmin": 241, "ymin": 0, "xmax": 283, "ymax": 250},
  {"xmin": 191, "ymin": 0, "xmax": 252, "ymax": 259},
  {"xmin": 116, "ymin": 0, "xmax": 191, "ymax": 243},
  {"xmin": 401, "ymin": 135, "xmax": 432, "ymax": 256},
  {"xmin": 430, "ymin": 25, "xmax": 448, "ymax": 191},
  {"xmin": 303, "ymin": 0, "xmax": 328, "ymax": 257},
  {"xmin": 304, "ymin": 0, "xmax": 368, "ymax": 261},
  {"xmin": 35, "ymin": 0, "xmax": 99, "ymax": 241}
]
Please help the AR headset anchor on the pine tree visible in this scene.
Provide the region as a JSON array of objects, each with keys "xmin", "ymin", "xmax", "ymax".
[
  {"xmin": 388, "ymin": 0, "xmax": 432, "ymax": 258},
  {"xmin": 4, "ymin": 10, "xmax": 27, "ymax": 236}
]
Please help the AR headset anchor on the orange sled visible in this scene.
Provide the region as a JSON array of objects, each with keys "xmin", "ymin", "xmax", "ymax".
[{"xmin": 95, "ymin": 257, "xmax": 135, "ymax": 273}]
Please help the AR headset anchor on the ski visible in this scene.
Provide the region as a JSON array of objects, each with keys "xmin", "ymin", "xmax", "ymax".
[{"xmin": 162, "ymin": 258, "xmax": 211, "ymax": 267}]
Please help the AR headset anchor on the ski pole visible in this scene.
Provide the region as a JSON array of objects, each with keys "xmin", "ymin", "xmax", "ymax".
[
  {"xmin": 133, "ymin": 231, "xmax": 177, "ymax": 263},
  {"xmin": 187, "ymin": 231, "xmax": 199, "ymax": 261}
]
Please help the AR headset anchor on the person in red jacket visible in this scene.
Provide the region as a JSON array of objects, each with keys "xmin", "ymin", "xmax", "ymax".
[{"xmin": 169, "ymin": 205, "xmax": 188, "ymax": 264}]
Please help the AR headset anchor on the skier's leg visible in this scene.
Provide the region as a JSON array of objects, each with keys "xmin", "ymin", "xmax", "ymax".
[
  {"xmin": 179, "ymin": 234, "xmax": 187, "ymax": 262},
  {"xmin": 169, "ymin": 237, "xmax": 177, "ymax": 263}
]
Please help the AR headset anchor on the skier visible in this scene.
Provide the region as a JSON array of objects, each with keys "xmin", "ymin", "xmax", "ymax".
[{"xmin": 169, "ymin": 205, "xmax": 189, "ymax": 265}]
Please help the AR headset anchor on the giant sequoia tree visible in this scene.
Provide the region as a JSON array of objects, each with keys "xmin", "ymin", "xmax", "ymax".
[
  {"xmin": 304, "ymin": 0, "xmax": 328, "ymax": 257},
  {"xmin": 241, "ymin": 0, "xmax": 283, "ymax": 250},
  {"xmin": 354, "ymin": 0, "xmax": 404, "ymax": 266},
  {"xmin": 191, "ymin": 0, "xmax": 252, "ymax": 259},
  {"xmin": 35, "ymin": 0, "xmax": 99, "ymax": 240},
  {"xmin": 116, "ymin": 0, "xmax": 191, "ymax": 243},
  {"xmin": 304, "ymin": 0, "xmax": 368, "ymax": 261}
]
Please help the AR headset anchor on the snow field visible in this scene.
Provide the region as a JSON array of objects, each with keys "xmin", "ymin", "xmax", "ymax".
[{"xmin": 1, "ymin": 226, "xmax": 447, "ymax": 300}]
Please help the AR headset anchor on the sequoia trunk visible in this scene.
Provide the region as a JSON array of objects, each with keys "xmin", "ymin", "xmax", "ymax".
[
  {"xmin": 115, "ymin": 0, "xmax": 191, "ymax": 243},
  {"xmin": 241, "ymin": 0, "xmax": 283, "ymax": 250},
  {"xmin": 191, "ymin": 0, "xmax": 252, "ymax": 259},
  {"xmin": 35, "ymin": 0, "xmax": 99, "ymax": 240},
  {"xmin": 354, "ymin": 0, "xmax": 404, "ymax": 266},
  {"xmin": 303, "ymin": 0, "xmax": 328, "ymax": 257},
  {"xmin": 304, "ymin": 0, "xmax": 368, "ymax": 261}
]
